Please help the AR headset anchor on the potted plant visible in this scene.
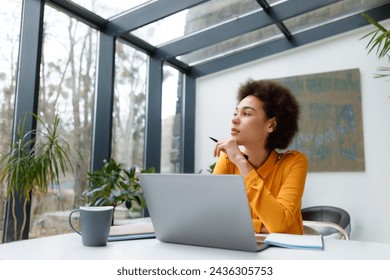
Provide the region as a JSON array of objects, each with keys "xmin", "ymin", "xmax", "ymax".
[
  {"xmin": 0, "ymin": 113, "xmax": 78, "ymax": 241},
  {"xmin": 83, "ymin": 158, "xmax": 154, "ymax": 225},
  {"xmin": 362, "ymin": 13, "xmax": 390, "ymax": 78}
]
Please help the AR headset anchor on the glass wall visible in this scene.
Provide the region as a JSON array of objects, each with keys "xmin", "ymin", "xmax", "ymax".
[
  {"xmin": 0, "ymin": 0, "xmax": 22, "ymax": 243},
  {"xmin": 28, "ymin": 4, "xmax": 97, "ymax": 238},
  {"xmin": 1, "ymin": 0, "xmax": 196, "ymax": 242},
  {"xmin": 111, "ymin": 41, "xmax": 148, "ymax": 221},
  {"xmin": 161, "ymin": 65, "xmax": 183, "ymax": 173},
  {"xmin": 111, "ymin": 41, "xmax": 147, "ymax": 170}
]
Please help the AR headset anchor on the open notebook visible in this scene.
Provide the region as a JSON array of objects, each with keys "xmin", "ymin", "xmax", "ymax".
[
  {"xmin": 108, "ymin": 218, "xmax": 155, "ymax": 242},
  {"xmin": 139, "ymin": 174, "xmax": 269, "ymax": 252},
  {"xmin": 262, "ymin": 233, "xmax": 324, "ymax": 250}
]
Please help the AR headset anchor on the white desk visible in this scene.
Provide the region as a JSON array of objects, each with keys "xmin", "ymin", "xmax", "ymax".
[{"xmin": 1, "ymin": 233, "xmax": 389, "ymax": 260}]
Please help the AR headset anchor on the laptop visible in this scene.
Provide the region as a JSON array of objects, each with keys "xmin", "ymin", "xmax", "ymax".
[{"xmin": 138, "ymin": 173, "xmax": 269, "ymax": 252}]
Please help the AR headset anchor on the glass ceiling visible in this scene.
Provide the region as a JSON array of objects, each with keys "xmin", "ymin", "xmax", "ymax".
[
  {"xmin": 49, "ymin": 0, "xmax": 390, "ymax": 77},
  {"xmin": 69, "ymin": 0, "xmax": 152, "ymax": 19},
  {"xmin": 130, "ymin": 0, "xmax": 266, "ymax": 46},
  {"xmin": 284, "ymin": 0, "xmax": 390, "ymax": 34},
  {"xmin": 177, "ymin": 0, "xmax": 390, "ymax": 66}
]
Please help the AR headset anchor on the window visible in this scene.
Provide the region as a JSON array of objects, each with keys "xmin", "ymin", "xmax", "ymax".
[
  {"xmin": 0, "ymin": 0, "xmax": 22, "ymax": 243},
  {"xmin": 70, "ymin": 0, "xmax": 151, "ymax": 19},
  {"xmin": 29, "ymin": 4, "xmax": 97, "ymax": 238},
  {"xmin": 111, "ymin": 41, "xmax": 148, "ymax": 220},
  {"xmin": 112, "ymin": 41, "xmax": 147, "ymax": 173},
  {"xmin": 130, "ymin": 0, "xmax": 262, "ymax": 46},
  {"xmin": 161, "ymin": 65, "xmax": 183, "ymax": 173}
]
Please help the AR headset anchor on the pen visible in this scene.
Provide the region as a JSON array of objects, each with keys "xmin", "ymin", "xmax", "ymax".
[{"xmin": 209, "ymin": 136, "xmax": 248, "ymax": 160}]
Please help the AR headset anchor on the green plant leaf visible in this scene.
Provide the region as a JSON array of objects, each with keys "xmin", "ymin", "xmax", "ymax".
[
  {"xmin": 361, "ymin": 13, "xmax": 390, "ymax": 78},
  {"xmin": 84, "ymin": 158, "xmax": 154, "ymax": 211},
  {"xmin": 0, "ymin": 113, "xmax": 78, "ymax": 200}
]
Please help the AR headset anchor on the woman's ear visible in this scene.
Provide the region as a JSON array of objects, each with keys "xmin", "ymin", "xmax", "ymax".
[{"xmin": 267, "ymin": 117, "xmax": 277, "ymax": 133}]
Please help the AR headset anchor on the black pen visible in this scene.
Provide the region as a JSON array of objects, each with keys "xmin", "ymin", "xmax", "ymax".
[{"xmin": 209, "ymin": 136, "xmax": 248, "ymax": 160}]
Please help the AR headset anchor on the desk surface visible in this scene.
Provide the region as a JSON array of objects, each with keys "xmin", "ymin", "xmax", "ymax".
[{"xmin": 1, "ymin": 233, "xmax": 390, "ymax": 260}]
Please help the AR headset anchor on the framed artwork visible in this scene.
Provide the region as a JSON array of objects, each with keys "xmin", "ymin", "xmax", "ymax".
[{"xmin": 275, "ymin": 68, "xmax": 365, "ymax": 172}]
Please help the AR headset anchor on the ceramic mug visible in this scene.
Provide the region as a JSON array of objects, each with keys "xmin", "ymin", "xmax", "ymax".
[{"xmin": 69, "ymin": 206, "xmax": 113, "ymax": 246}]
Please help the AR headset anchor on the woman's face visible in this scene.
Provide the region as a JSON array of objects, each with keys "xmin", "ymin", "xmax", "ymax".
[{"xmin": 231, "ymin": 95, "xmax": 275, "ymax": 147}]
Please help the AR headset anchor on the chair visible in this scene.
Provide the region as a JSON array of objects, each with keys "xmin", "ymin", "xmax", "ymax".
[{"xmin": 301, "ymin": 206, "xmax": 351, "ymax": 240}]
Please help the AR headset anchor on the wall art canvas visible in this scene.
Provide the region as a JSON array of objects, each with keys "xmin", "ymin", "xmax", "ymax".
[{"xmin": 274, "ymin": 68, "xmax": 365, "ymax": 172}]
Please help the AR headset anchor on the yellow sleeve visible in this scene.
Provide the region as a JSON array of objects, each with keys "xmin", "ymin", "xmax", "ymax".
[
  {"xmin": 244, "ymin": 152, "xmax": 308, "ymax": 233},
  {"xmin": 212, "ymin": 152, "xmax": 239, "ymax": 175}
]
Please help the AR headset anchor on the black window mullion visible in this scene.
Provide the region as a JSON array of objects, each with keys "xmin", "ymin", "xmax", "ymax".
[
  {"xmin": 144, "ymin": 56, "xmax": 163, "ymax": 172},
  {"xmin": 91, "ymin": 32, "xmax": 116, "ymax": 171},
  {"xmin": 181, "ymin": 74, "xmax": 196, "ymax": 173}
]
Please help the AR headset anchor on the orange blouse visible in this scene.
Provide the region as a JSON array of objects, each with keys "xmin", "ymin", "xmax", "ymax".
[{"xmin": 213, "ymin": 150, "xmax": 308, "ymax": 234}]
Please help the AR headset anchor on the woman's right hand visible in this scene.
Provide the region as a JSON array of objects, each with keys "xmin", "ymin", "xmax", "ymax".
[{"xmin": 213, "ymin": 138, "xmax": 252, "ymax": 176}]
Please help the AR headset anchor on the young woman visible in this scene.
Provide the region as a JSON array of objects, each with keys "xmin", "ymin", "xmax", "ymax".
[{"xmin": 212, "ymin": 79, "xmax": 308, "ymax": 234}]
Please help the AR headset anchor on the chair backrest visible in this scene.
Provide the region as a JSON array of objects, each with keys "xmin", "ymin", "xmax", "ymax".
[{"xmin": 301, "ymin": 206, "xmax": 351, "ymax": 240}]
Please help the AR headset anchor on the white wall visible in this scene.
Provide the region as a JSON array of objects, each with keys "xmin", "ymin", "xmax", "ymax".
[{"xmin": 195, "ymin": 19, "xmax": 390, "ymax": 243}]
